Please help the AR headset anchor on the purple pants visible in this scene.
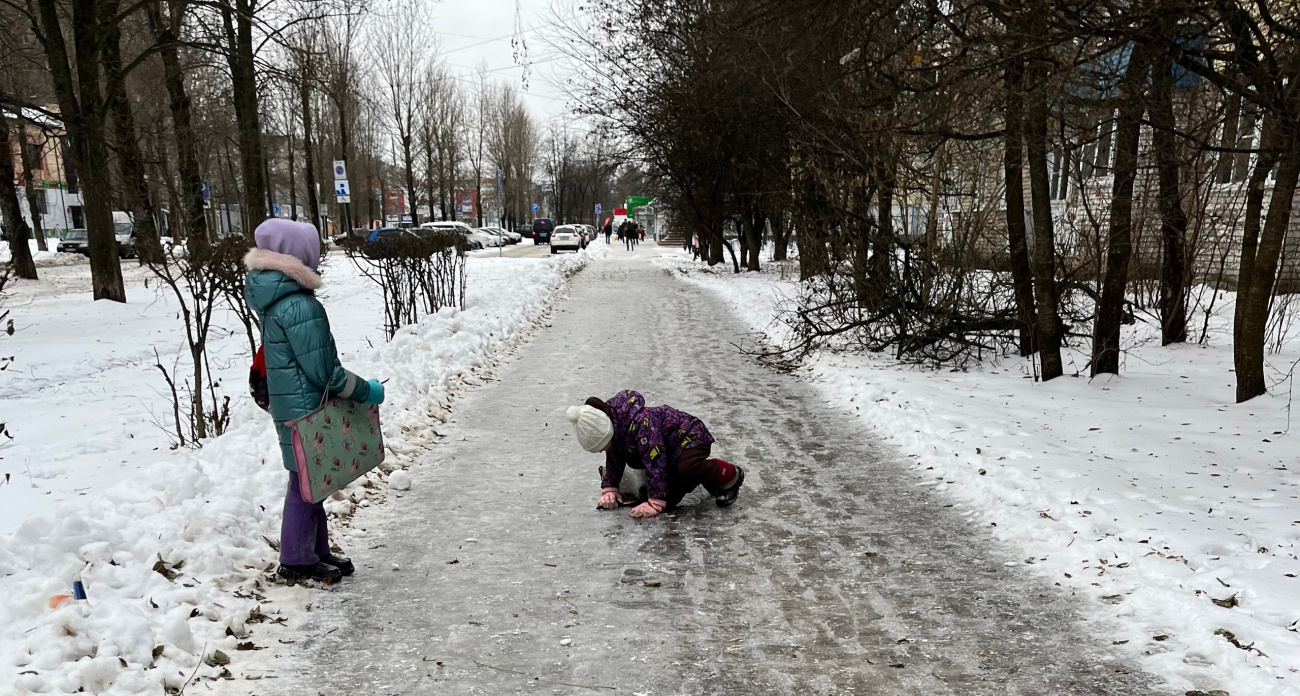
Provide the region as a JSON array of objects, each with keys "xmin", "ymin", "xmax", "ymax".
[{"xmin": 281, "ymin": 473, "xmax": 331, "ymax": 565}]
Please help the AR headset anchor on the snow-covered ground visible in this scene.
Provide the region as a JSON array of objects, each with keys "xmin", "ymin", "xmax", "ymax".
[
  {"xmin": 0, "ymin": 243, "xmax": 602, "ymax": 694},
  {"xmin": 657, "ymin": 251, "xmax": 1300, "ymax": 696}
]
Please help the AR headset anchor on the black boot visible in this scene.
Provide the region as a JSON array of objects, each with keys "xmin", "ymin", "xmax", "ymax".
[
  {"xmin": 277, "ymin": 562, "xmax": 343, "ymax": 584},
  {"xmin": 715, "ymin": 466, "xmax": 745, "ymax": 508},
  {"xmin": 321, "ymin": 553, "xmax": 355, "ymax": 576}
]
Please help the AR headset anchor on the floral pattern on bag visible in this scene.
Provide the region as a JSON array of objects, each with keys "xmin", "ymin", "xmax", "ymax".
[{"xmin": 288, "ymin": 399, "xmax": 385, "ymax": 503}]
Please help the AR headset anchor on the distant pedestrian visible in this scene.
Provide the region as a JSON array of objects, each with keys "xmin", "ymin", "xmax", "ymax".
[
  {"xmin": 245, "ymin": 219, "xmax": 386, "ymax": 584},
  {"xmin": 603, "ymin": 218, "xmax": 613, "ymax": 244},
  {"xmin": 692, "ymin": 233, "xmax": 701, "ymax": 261},
  {"xmin": 620, "ymin": 220, "xmax": 635, "ymax": 250},
  {"xmin": 566, "ymin": 391, "xmax": 744, "ymax": 518},
  {"xmin": 638, "ymin": 226, "xmax": 645, "ymax": 242}
]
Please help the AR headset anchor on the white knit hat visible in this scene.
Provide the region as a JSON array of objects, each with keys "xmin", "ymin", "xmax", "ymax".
[{"xmin": 566, "ymin": 404, "xmax": 613, "ymax": 452}]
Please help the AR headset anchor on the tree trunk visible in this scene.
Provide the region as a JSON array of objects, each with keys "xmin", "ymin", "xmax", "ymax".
[
  {"xmin": 34, "ymin": 0, "xmax": 126, "ymax": 301},
  {"xmin": 1023, "ymin": 57, "xmax": 1062, "ymax": 379},
  {"xmin": 301, "ymin": 78, "xmax": 321, "ymax": 233},
  {"xmin": 923, "ymin": 146, "xmax": 942, "ymax": 302},
  {"xmin": 872, "ymin": 161, "xmax": 895, "ymax": 289},
  {"xmin": 224, "ymin": 0, "xmax": 267, "ymax": 232},
  {"xmin": 1234, "ymin": 115, "xmax": 1298, "ymax": 402},
  {"xmin": 336, "ymin": 99, "xmax": 354, "ymax": 229},
  {"xmin": 404, "ymin": 135, "xmax": 417, "ymax": 226},
  {"xmin": 1092, "ymin": 44, "xmax": 1151, "ymax": 376},
  {"xmin": 15, "ymin": 121, "xmax": 48, "ymax": 252},
  {"xmin": 191, "ymin": 343, "xmax": 207, "ymax": 439},
  {"xmin": 708, "ymin": 222, "xmax": 724, "ymax": 266},
  {"xmin": 1215, "ymin": 91, "xmax": 1241, "ymax": 184},
  {"xmin": 104, "ymin": 17, "xmax": 161, "ymax": 262},
  {"xmin": 436, "ymin": 147, "xmax": 447, "ymax": 220},
  {"xmin": 771, "ymin": 208, "xmax": 789, "ymax": 262},
  {"xmin": 1150, "ymin": 51, "xmax": 1188, "ymax": 345},
  {"xmin": 424, "ymin": 138, "xmax": 437, "ymax": 228},
  {"xmin": 746, "ymin": 212, "xmax": 762, "ymax": 271},
  {"xmin": 1, "ymin": 121, "xmax": 38, "ymax": 279},
  {"xmin": 1003, "ymin": 53, "xmax": 1038, "ymax": 356},
  {"xmin": 150, "ymin": 0, "xmax": 208, "ymax": 245}
]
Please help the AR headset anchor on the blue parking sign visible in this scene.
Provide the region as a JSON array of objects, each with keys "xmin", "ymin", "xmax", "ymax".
[{"xmin": 531, "ymin": 203, "xmax": 539, "ymax": 212}]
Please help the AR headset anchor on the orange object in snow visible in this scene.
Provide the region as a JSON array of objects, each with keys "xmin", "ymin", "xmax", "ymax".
[{"xmin": 49, "ymin": 594, "xmax": 73, "ymax": 609}]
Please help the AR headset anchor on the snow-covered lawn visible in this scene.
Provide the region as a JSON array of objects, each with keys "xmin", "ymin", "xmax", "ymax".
[
  {"xmin": 0, "ymin": 244, "xmax": 601, "ymax": 694},
  {"xmin": 658, "ymin": 251, "xmax": 1300, "ymax": 696}
]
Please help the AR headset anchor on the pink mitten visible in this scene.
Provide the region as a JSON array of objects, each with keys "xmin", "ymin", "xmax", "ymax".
[
  {"xmin": 629, "ymin": 499, "xmax": 666, "ymax": 519},
  {"xmin": 598, "ymin": 488, "xmax": 621, "ymax": 510}
]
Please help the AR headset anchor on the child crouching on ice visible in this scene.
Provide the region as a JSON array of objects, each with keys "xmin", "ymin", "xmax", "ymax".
[{"xmin": 565, "ymin": 390, "xmax": 744, "ymax": 518}]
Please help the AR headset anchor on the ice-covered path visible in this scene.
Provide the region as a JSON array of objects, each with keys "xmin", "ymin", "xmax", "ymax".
[{"xmin": 268, "ymin": 253, "xmax": 1164, "ymax": 695}]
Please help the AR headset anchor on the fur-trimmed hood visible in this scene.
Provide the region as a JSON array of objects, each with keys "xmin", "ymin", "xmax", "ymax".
[
  {"xmin": 244, "ymin": 248, "xmax": 324, "ymax": 314},
  {"xmin": 244, "ymin": 248, "xmax": 322, "ymax": 290}
]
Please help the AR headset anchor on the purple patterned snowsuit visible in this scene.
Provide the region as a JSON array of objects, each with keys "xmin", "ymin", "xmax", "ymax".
[{"xmin": 598, "ymin": 390, "xmax": 715, "ymax": 503}]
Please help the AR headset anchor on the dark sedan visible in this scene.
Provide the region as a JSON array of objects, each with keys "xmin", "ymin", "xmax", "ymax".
[{"xmin": 58, "ymin": 229, "xmax": 90, "ymax": 255}]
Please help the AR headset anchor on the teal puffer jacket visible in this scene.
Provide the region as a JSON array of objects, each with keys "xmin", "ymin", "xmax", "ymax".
[{"xmin": 244, "ymin": 249, "xmax": 372, "ymax": 471}]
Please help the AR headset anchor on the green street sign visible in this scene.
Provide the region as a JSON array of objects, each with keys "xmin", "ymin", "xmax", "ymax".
[{"xmin": 625, "ymin": 196, "xmax": 654, "ymax": 219}]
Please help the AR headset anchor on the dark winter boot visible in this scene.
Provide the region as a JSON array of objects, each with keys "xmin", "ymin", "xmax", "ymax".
[
  {"xmin": 715, "ymin": 465, "xmax": 745, "ymax": 508},
  {"xmin": 277, "ymin": 562, "xmax": 344, "ymax": 584},
  {"xmin": 321, "ymin": 554, "xmax": 355, "ymax": 576}
]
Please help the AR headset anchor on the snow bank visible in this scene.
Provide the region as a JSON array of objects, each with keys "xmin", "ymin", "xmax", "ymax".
[
  {"xmin": 658, "ymin": 252, "xmax": 1300, "ymax": 696},
  {"xmin": 0, "ymin": 246, "xmax": 599, "ymax": 694}
]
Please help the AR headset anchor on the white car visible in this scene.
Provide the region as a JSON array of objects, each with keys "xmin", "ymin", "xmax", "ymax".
[
  {"xmin": 484, "ymin": 226, "xmax": 522, "ymax": 244},
  {"xmin": 425, "ymin": 220, "xmax": 499, "ymax": 248},
  {"xmin": 475, "ymin": 227, "xmax": 513, "ymax": 246},
  {"xmin": 550, "ymin": 225, "xmax": 585, "ymax": 254}
]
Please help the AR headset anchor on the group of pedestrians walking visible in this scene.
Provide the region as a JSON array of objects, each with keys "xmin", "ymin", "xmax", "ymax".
[
  {"xmin": 601, "ymin": 216, "xmax": 645, "ymax": 250},
  {"xmin": 243, "ymin": 217, "xmax": 743, "ymax": 584}
]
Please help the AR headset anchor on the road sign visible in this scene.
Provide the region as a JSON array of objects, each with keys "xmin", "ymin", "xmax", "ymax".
[
  {"xmin": 336, "ymin": 195, "xmax": 351, "ymax": 203},
  {"xmin": 272, "ymin": 203, "xmax": 281, "ymax": 216},
  {"xmin": 201, "ymin": 180, "xmax": 211, "ymax": 209},
  {"xmin": 332, "ymin": 160, "xmax": 348, "ymax": 180},
  {"xmin": 334, "ymin": 180, "xmax": 351, "ymax": 196},
  {"xmin": 595, "ymin": 203, "xmax": 602, "ymax": 215},
  {"xmin": 319, "ymin": 204, "xmax": 329, "ymax": 218},
  {"xmin": 531, "ymin": 202, "xmax": 539, "ymax": 212}
]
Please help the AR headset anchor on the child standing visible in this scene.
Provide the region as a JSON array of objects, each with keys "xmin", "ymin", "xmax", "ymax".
[{"xmin": 245, "ymin": 218, "xmax": 386, "ymax": 583}]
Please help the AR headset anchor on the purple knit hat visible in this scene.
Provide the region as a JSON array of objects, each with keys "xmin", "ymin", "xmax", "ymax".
[{"xmin": 253, "ymin": 219, "xmax": 321, "ymax": 271}]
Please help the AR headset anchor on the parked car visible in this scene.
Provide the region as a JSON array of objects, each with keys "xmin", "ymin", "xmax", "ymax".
[
  {"xmin": 58, "ymin": 229, "xmax": 90, "ymax": 255},
  {"xmin": 532, "ymin": 218, "xmax": 554, "ymax": 244},
  {"xmin": 475, "ymin": 227, "xmax": 511, "ymax": 246},
  {"xmin": 113, "ymin": 221, "xmax": 138, "ymax": 259},
  {"xmin": 550, "ymin": 225, "xmax": 584, "ymax": 254},
  {"xmin": 330, "ymin": 228, "xmax": 370, "ymax": 246},
  {"xmin": 365, "ymin": 227, "xmax": 416, "ymax": 247},
  {"xmin": 480, "ymin": 226, "xmax": 520, "ymax": 244},
  {"xmin": 425, "ymin": 220, "xmax": 496, "ymax": 249}
]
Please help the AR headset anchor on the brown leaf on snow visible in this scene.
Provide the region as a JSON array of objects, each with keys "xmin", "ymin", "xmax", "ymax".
[{"xmin": 1210, "ymin": 594, "xmax": 1239, "ymax": 609}]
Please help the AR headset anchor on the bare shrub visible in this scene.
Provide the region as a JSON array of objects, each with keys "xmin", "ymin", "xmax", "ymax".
[
  {"xmin": 343, "ymin": 230, "xmax": 467, "ymax": 339},
  {"xmin": 147, "ymin": 236, "xmax": 249, "ymax": 447}
]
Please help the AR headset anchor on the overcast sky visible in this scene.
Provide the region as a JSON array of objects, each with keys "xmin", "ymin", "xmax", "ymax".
[{"xmin": 429, "ymin": 0, "xmax": 585, "ymax": 123}]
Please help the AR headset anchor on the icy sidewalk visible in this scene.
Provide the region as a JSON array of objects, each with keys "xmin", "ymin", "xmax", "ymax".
[
  {"xmin": 244, "ymin": 256, "xmax": 1156, "ymax": 695},
  {"xmin": 659, "ymin": 252, "xmax": 1300, "ymax": 696},
  {"xmin": 0, "ymin": 245, "xmax": 601, "ymax": 694}
]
